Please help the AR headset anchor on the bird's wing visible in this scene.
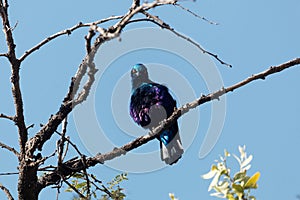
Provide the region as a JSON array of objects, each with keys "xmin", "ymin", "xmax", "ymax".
[{"xmin": 130, "ymin": 83, "xmax": 176, "ymax": 128}]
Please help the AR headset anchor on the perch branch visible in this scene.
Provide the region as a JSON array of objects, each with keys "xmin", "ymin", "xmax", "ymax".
[{"xmin": 37, "ymin": 58, "xmax": 300, "ymax": 190}]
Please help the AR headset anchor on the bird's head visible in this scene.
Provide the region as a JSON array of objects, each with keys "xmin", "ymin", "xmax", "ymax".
[
  {"xmin": 131, "ymin": 64, "xmax": 151, "ymax": 90},
  {"xmin": 131, "ymin": 63, "xmax": 148, "ymax": 79}
]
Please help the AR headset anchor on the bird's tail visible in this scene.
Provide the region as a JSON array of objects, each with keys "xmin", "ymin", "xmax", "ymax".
[{"xmin": 159, "ymin": 124, "xmax": 184, "ymax": 165}]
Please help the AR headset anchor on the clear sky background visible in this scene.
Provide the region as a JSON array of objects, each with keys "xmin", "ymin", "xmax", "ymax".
[{"xmin": 0, "ymin": 0, "xmax": 300, "ymax": 200}]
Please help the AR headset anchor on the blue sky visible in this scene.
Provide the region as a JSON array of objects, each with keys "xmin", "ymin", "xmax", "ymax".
[{"xmin": 0, "ymin": 0, "xmax": 300, "ymax": 200}]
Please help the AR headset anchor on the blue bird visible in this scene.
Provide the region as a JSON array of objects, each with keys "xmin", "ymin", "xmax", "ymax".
[{"xmin": 129, "ymin": 64, "xmax": 184, "ymax": 165}]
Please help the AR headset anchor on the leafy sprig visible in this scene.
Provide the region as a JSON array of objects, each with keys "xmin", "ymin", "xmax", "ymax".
[{"xmin": 202, "ymin": 146, "xmax": 260, "ymax": 200}]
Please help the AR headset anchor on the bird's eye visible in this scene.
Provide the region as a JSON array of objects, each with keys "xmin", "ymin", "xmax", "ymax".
[{"xmin": 131, "ymin": 69, "xmax": 137, "ymax": 74}]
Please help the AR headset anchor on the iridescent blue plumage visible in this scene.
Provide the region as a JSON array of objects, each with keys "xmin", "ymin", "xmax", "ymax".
[{"xmin": 129, "ymin": 64, "xmax": 184, "ymax": 165}]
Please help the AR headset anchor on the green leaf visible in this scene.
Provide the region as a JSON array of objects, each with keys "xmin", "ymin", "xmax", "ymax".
[
  {"xmin": 244, "ymin": 172, "xmax": 260, "ymax": 189},
  {"xmin": 226, "ymin": 193, "xmax": 235, "ymax": 200},
  {"xmin": 72, "ymin": 173, "xmax": 85, "ymax": 179},
  {"xmin": 249, "ymin": 195, "xmax": 256, "ymax": 200},
  {"xmin": 75, "ymin": 182, "xmax": 87, "ymax": 189},
  {"xmin": 233, "ymin": 171, "xmax": 246, "ymax": 183},
  {"xmin": 232, "ymin": 183, "xmax": 244, "ymax": 194},
  {"xmin": 65, "ymin": 188, "xmax": 73, "ymax": 193}
]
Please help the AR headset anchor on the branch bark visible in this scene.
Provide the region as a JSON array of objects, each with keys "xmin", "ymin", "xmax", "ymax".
[
  {"xmin": 0, "ymin": 183, "xmax": 14, "ymax": 200},
  {"xmin": 0, "ymin": 113, "xmax": 16, "ymax": 121},
  {"xmin": 0, "ymin": 141, "xmax": 19, "ymax": 156}
]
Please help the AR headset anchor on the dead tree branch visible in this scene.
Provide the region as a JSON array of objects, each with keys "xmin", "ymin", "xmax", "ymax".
[
  {"xmin": 0, "ymin": 183, "xmax": 14, "ymax": 200},
  {"xmin": 0, "ymin": 141, "xmax": 19, "ymax": 156},
  {"xmin": 1, "ymin": 0, "xmax": 28, "ymax": 158},
  {"xmin": 0, "ymin": 113, "xmax": 16, "ymax": 122}
]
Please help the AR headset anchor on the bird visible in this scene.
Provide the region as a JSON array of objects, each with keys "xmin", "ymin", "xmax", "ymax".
[{"xmin": 129, "ymin": 63, "xmax": 184, "ymax": 165}]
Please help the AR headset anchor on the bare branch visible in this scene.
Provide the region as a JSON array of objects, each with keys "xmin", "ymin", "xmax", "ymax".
[
  {"xmin": 0, "ymin": 183, "xmax": 14, "ymax": 200},
  {"xmin": 0, "ymin": 113, "xmax": 16, "ymax": 122},
  {"xmin": 61, "ymin": 176, "xmax": 86, "ymax": 199},
  {"xmin": 84, "ymin": 28, "xmax": 96, "ymax": 54},
  {"xmin": 52, "ymin": 127, "xmax": 83, "ymax": 157},
  {"xmin": 0, "ymin": 53, "xmax": 8, "ymax": 57},
  {"xmin": 140, "ymin": 11, "xmax": 231, "ymax": 67},
  {"xmin": 174, "ymin": 3, "xmax": 219, "ymax": 25},
  {"xmin": 89, "ymin": 174, "xmax": 112, "ymax": 197},
  {"xmin": 81, "ymin": 156, "xmax": 91, "ymax": 198},
  {"xmin": 0, "ymin": 141, "xmax": 19, "ymax": 156},
  {"xmin": 1, "ymin": 0, "xmax": 28, "ymax": 156},
  {"xmin": 19, "ymin": 15, "xmax": 123, "ymax": 62},
  {"xmin": 57, "ymin": 118, "xmax": 68, "ymax": 164},
  {"xmin": 34, "ymin": 151, "xmax": 56, "ymax": 167},
  {"xmin": 37, "ymin": 58, "xmax": 300, "ymax": 190},
  {"xmin": 0, "ymin": 172, "xmax": 19, "ymax": 176}
]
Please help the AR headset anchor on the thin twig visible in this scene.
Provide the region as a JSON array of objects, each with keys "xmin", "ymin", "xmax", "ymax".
[
  {"xmin": 55, "ymin": 181, "xmax": 62, "ymax": 200},
  {"xmin": 0, "ymin": 142, "xmax": 19, "ymax": 156},
  {"xmin": 140, "ymin": 11, "xmax": 232, "ymax": 67},
  {"xmin": 54, "ymin": 130, "xmax": 83, "ymax": 157},
  {"xmin": 90, "ymin": 174, "xmax": 112, "ymax": 197},
  {"xmin": 81, "ymin": 156, "xmax": 91, "ymax": 198},
  {"xmin": 174, "ymin": 3, "xmax": 219, "ymax": 25},
  {"xmin": 35, "ymin": 151, "xmax": 56, "ymax": 166},
  {"xmin": 38, "ymin": 165, "xmax": 56, "ymax": 171},
  {"xmin": 0, "ymin": 183, "xmax": 14, "ymax": 200},
  {"xmin": 62, "ymin": 137, "xmax": 70, "ymax": 161},
  {"xmin": 61, "ymin": 176, "xmax": 86, "ymax": 199},
  {"xmin": 0, "ymin": 53, "xmax": 8, "ymax": 57},
  {"xmin": 84, "ymin": 28, "xmax": 96, "ymax": 54},
  {"xmin": 0, "ymin": 172, "xmax": 19, "ymax": 176},
  {"xmin": 0, "ymin": 113, "xmax": 16, "ymax": 121},
  {"xmin": 57, "ymin": 118, "xmax": 68, "ymax": 164}
]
